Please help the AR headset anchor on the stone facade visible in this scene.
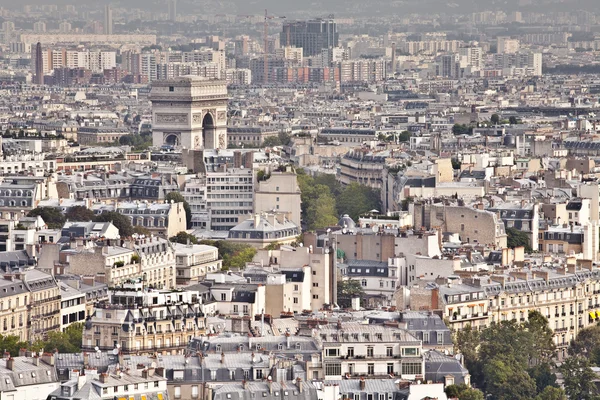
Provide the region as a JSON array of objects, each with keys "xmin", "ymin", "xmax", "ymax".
[{"xmin": 151, "ymin": 76, "xmax": 228, "ymax": 150}]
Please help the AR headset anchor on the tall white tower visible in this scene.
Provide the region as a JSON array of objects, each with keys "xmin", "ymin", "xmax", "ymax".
[{"xmin": 104, "ymin": 5, "xmax": 113, "ymax": 35}]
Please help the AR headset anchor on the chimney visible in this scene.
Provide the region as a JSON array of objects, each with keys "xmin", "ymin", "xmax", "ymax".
[
  {"xmin": 33, "ymin": 356, "xmax": 39, "ymax": 366},
  {"xmin": 155, "ymin": 367, "xmax": 165, "ymax": 377},
  {"xmin": 18, "ymin": 348, "xmax": 26, "ymax": 357},
  {"xmin": 6, "ymin": 358, "xmax": 13, "ymax": 371},
  {"xmin": 296, "ymin": 377, "xmax": 303, "ymax": 393},
  {"xmin": 3, "ymin": 351, "xmax": 10, "ymax": 360},
  {"xmin": 359, "ymin": 377, "xmax": 366, "ymax": 391},
  {"xmin": 41, "ymin": 352, "xmax": 55, "ymax": 366},
  {"xmin": 242, "ymin": 380, "xmax": 248, "ymax": 389},
  {"xmin": 83, "ymin": 353, "xmax": 89, "ymax": 368},
  {"xmin": 267, "ymin": 376, "xmax": 273, "ymax": 394},
  {"xmin": 221, "ymin": 352, "xmax": 225, "ymax": 364},
  {"xmin": 142, "ymin": 369, "xmax": 149, "ymax": 379},
  {"xmin": 99, "ymin": 373, "xmax": 108, "ymax": 383}
]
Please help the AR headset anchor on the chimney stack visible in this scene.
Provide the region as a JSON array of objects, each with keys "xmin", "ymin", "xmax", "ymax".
[
  {"xmin": 296, "ymin": 377, "xmax": 303, "ymax": 393},
  {"xmin": 267, "ymin": 376, "xmax": 273, "ymax": 394},
  {"xmin": 6, "ymin": 358, "xmax": 13, "ymax": 371},
  {"xmin": 32, "ymin": 356, "xmax": 39, "ymax": 366},
  {"xmin": 83, "ymin": 353, "xmax": 89, "ymax": 368},
  {"xmin": 99, "ymin": 373, "xmax": 108, "ymax": 383},
  {"xmin": 221, "ymin": 352, "xmax": 225, "ymax": 364},
  {"xmin": 359, "ymin": 377, "xmax": 366, "ymax": 391}
]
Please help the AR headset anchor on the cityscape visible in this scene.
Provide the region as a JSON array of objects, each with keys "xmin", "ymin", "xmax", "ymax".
[{"xmin": 0, "ymin": 0, "xmax": 598, "ymax": 399}]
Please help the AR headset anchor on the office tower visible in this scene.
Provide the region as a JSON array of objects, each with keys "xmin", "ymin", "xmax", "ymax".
[
  {"xmin": 33, "ymin": 21, "xmax": 46, "ymax": 33},
  {"xmin": 104, "ymin": 5, "xmax": 113, "ymax": 35},
  {"xmin": 280, "ymin": 18, "xmax": 338, "ymax": 57},
  {"xmin": 168, "ymin": 0, "xmax": 177, "ymax": 22},
  {"xmin": 34, "ymin": 42, "xmax": 43, "ymax": 85}
]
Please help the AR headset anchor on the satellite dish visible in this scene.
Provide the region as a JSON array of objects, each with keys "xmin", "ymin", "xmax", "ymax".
[
  {"xmin": 112, "ymin": 348, "xmax": 119, "ymax": 355},
  {"xmin": 94, "ymin": 346, "xmax": 99, "ymax": 352},
  {"xmin": 116, "ymin": 344, "xmax": 120, "ymax": 349},
  {"xmin": 342, "ymin": 228, "xmax": 348, "ymax": 234},
  {"xmin": 372, "ymin": 226, "xmax": 378, "ymax": 233}
]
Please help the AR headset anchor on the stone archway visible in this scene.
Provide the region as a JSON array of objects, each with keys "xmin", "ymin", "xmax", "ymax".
[
  {"xmin": 202, "ymin": 113, "xmax": 216, "ymax": 149},
  {"xmin": 163, "ymin": 132, "xmax": 180, "ymax": 146}
]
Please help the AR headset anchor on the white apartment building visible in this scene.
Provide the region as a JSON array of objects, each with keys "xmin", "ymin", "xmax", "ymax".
[
  {"xmin": 497, "ymin": 37, "xmax": 520, "ymax": 54},
  {"xmin": 319, "ymin": 323, "xmax": 424, "ymax": 381},
  {"xmin": 185, "ymin": 168, "xmax": 254, "ymax": 231},
  {"xmin": 173, "ymin": 242, "xmax": 222, "ymax": 285}
]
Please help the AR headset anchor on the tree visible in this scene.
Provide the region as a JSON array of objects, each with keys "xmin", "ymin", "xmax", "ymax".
[
  {"xmin": 398, "ymin": 131, "xmax": 411, "ymax": 142},
  {"xmin": 509, "ymin": 116, "xmax": 519, "ymax": 125},
  {"xmin": 451, "ymin": 158, "xmax": 461, "ymax": 170},
  {"xmin": 459, "ymin": 388, "xmax": 485, "ymax": 400},
  {"xmin": 336, "ymin": 183, "xmax": 381, "ymax": 221},
  {"xmin": 133, "ymin": 226, "xmax": 152, "ymax": 236},
  {"xmin": 445, "ymin": 384, "xmax": 470, "ymax": 398},
  {"xmin": 569, "ymin": 325, "xmax": 600, "ymax": 365},
  {"xmin": 560, "ymin": 356, "xmax": 600, "ymax": 400},
  {"xmin": 506, "ymin": 227, "xmax": 532, "ymax": 252},
  {"xmin": 337, "ymin": 280, "xmax": 365, "ymax": 308},
  {"xmin": 452, "ymin": 124, "xmax": 472, "ymax": 135},
  {"xmin": 37, "ymin": 323, "xmax": 83, "ymax": 353},
  {"xmin": 491, "ymin": 113, "xmax": 500, "ymax": 125},
  {"xmin": 0, "ymin": 334, "xmax": 29, "ymax": 357},
  {"xmin": 165, "ymin": 192, "xmax": 192, "ymax": 229},
  {"xmin": 534, "ymin": 386, "xmax": 567, "ymax": 400},
  {"xmin": 200, "ymin": 241, "xmax": 257, "ymax": 270},
  {"xmin": 65, "ymin": 206, "xmax": 95, "ymax": 222},
  {"xmin": 483, "ymin": 356, "xmax": 537, "ymax": 400},
  {"xmin": 170, "ymin": 231, "xmax": 198, "ymax": 245},
  {"xmin": 28, "ymin": 207, "xmax": 66, "ymax": 229},
  {"xmin": 306, "ymin": 191, "xmax": 339, "ymax": 230},
  {"xmin": 93, "ymin": 212, "xmax": 134, "ymax": 237},
  {"xmin": 524, "ymin": 311, "xmax": 556, "ymax": 365}
]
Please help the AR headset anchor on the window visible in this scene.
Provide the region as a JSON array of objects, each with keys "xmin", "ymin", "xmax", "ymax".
[
  {"xmin": 423, "ymin": 332, "xmax": 430, "ymax": 342},
  {"xmin": 326, "ymin": 348, "xmax": 340, "ymax": 357},
  {"xmin": 221, "ymin": 293, "xmax": 226, "ymax": 301},
  {"xmin": 347, "ymin": 347, "xmax": 354, "ymax": 357},
  {"xmin": 401, "ymin": 362, "xmax": 422, "ymax": 376},
  {"xmin": 191, "ymin": 385, "xmax": 199, "ymax": 398},
  {"xmin": 325, "ymin": 363, "xmax": 341, "ymax": 376},
  {"xmin": 386, "ymin": 347, "xmax": 393, "ymax": 357},
  {"xmin": 174, "ymin": 386, "xmax": 181, "ymax": 399},
  {"xmin": 361, "ymin": 279, "xmax": 367, "ymax": 287},
  {"xmin": 367, "ymin": 363, "xmax": 374, "ymax": 375},
  {"xmin": 387, "ymin": 363, "xmax": 394, "ymax": 374},
  {"xmin": 402, "ymin": 348, "xmax": 419, "ymax": 356},
  {"xmin": 437, "ymin": 332, "xmax": 444, "ymax": 344},
  {"xmin": 256, "ymin": 369, "xmax": 263, "ymax": 379},
  {"xmin": 169, "ymin": 86, "xmax": 174, "ymax": 92},
  {"xmin": 367, "ymin": 347, "xmax": 374, "ymax": 357},
  {"xmin": 293, "ymin": 298, "xmax": 298, "ymax": 304}
]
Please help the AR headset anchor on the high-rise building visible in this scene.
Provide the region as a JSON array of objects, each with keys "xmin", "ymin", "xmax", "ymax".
[
  {"xmin": 280, "ymin": 18, "xmax": 338, "ymax": 56},
  {"xmin": 2, "ymin": 21, "xmax": 15, "ymax": 44},
  {"xmin": 104, "ymin": 5, "xmax": 113, "ymax": 35},
  {"xmin": 34, "ymin": 42, "xmax": 43, "ymax": 85},
  {"xmin": 168, "ymin": 0, "xmax": 177, "ymax": 22},
  {"xmin": 58, "ymin": 21, "xmax": 72, "ymax": 33},
  {"xmin": 33, "ymin": 21, "xmax": 46, "ymax": 33},
  {"xmin": 497, "ymin": 37, "xmax": 520, "ymax": 54}
]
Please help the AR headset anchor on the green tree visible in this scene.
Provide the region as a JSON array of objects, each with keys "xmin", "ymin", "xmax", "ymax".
[
  {"xmin": 455, "ymin": 324, "xmax": 483, "ymax": 385},
  {"xmin": 200, "ymin": 241, "xmax": 257, "ymax": 270},
  {"xmin": 37, "ymin": 323, "xmax": 83, "ymax": 353},
  {"xmin": 452, "ymin": 124, "xmax": 472, "ymax": 135},
  {"xmin": 93, "ymin": 212, "xmax": 134, "ymax": 237},
  {"xmin": 451, "ymin": 158, "xmax": 461, "ymax": 170},
  {"xmin": 483, "ymin": 356, "xmax": 537, "ymax": 400},
  {"xmin": 528, "ymin": 363, "xmax": 558, "ymax": 393},
  {"xmin": 459, "ymin": 388, "xmax": 485, "ymax": 400},
  {"xmin": 0, "ymin": 334, "xmax": 29, "ymax": 357},
  {"xmin": 570, "ymin": 324, "xmax": 600, "ymax": 365},
  {"xmin": 336, "ymin": 183, "xmax": 381, "ymax": 221},
  {"xmin": 28, "ymin": 207, "xmax": 66, "ymax": 229},
  {"xmin": 133, "ymin": 226, "xmax": 152, "ymax": 236},
  {"xmin": 509, "ymin": 116, "xmax": 519, "ymax": 125},
  {"xmin": 534, "ymin": 386, "xmax": 567, "ymax": 400},
  {"xmin": 506, "ymin": 227, "xmax": 532, "ymax": 252},
  {"xmin": 165, "ymin": 192, "xmax": 192, "ymax": 229},
  {"xmin": 524, "ymin": 311, "xmax": 556, "ymax": 365},
  {"xmin": 337, "ymin": 279, "xmax": 365, "ymax": 308},
  {"xmin": 398, "ymin": 131, "xmax": 411, "ymax": 142},
  {"xmin": 170, "ymin": 231, "xmax": 198, "ymax": 245},
  {"xmin": 65, "ymin": 206, "xmax": 95, "ymax": 222},
  {"xmin": 306, "ymin": 191, "xmax": 338, "ymax": 230},
  {"xmin": 560, "ymin": 356, "xmax": 600, "ymax": 400},
  {"xmin": 491, "ymin": 114, "xmax": 500, "ymax": 125}
]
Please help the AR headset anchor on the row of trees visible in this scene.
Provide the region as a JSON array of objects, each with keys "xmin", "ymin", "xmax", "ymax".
[
  {"xmin": 455, "ymin": 311, "xmax": 563, "ymax": 400},
  {"xmin": 169, "ymin": 233, "xmax": 256, "ymax": 270},
  {"xmin": 297, "ymin": 170, "xmax": 381, "ymax": 231},
  {"xmin": 0, "ymin": 323, "xmax": 83, "ymax": 357}
]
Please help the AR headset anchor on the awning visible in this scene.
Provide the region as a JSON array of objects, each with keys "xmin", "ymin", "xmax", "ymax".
[{"xmin": 590, "ymin": 311, "xmax": 596, "ymax": 319}]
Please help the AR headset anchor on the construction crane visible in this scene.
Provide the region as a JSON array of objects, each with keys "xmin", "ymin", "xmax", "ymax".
[{"xmin": 263, "ymin": 9, "xmax": 286, "ymax": 84}]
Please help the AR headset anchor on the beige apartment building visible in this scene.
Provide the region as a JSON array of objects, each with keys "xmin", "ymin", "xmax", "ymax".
[
  {"xmin": 82, "ymin": 281, "xmax": 205, "ymax": 354},
  {"xmin": 254, "ymin": 171, "xmax": 302, "ymax": 227},
  {"xmin": 411, "ymin": 261, "xmax": 600, "ymax": 360}
]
